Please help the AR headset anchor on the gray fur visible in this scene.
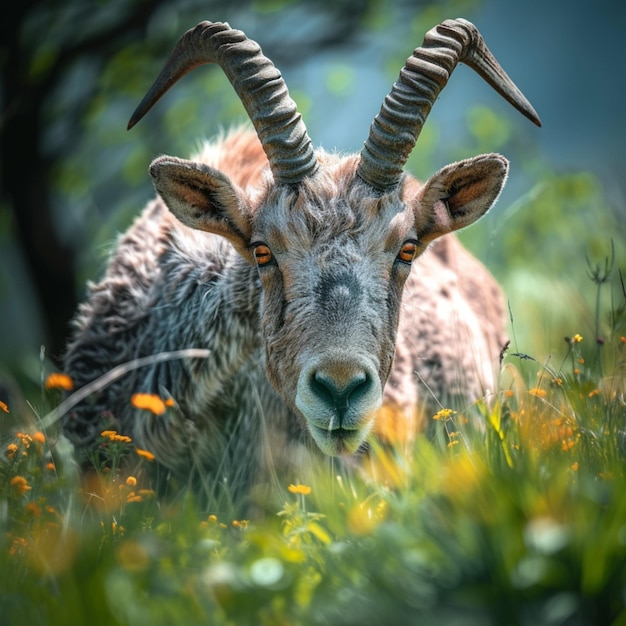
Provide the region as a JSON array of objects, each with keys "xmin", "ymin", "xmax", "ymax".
[{"xmin": 63, "ymin": 129, "xmax": 507, "ymax": 497}]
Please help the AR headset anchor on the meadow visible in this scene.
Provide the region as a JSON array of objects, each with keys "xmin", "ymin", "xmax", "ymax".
[{"xmin": 1, "ymin": 260, "xmax": 625, "ymax": 626}]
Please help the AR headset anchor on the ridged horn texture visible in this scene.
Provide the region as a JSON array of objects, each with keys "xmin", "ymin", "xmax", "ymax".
[
  {"xmin": 128, "ymin": 21, "xmax": 318, "ymax": 185},
  {"xmin": 357, "ymin": 18, "xmax": 542, "ymax": 191}
]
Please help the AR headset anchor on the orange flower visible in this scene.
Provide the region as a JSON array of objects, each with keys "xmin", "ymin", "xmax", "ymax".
[
  {"xmin": 32, "ymin": 431, "xmax": 46, "ymax": 445},
  {"xmin": 529, "ymin": 387, "xmax": 547, "ymax": 398},
  {"xmin": 100, "ymin": 430, "xmax": 131, "ymax": 443},
  {"xmin": 10, "ymin": 476, "xmax": 31, "ymax": 496},
  {"xmin": 44, "ymin": 372, "xmax": 74, "ymax": 391},
  {"xmin": 131, "ymin": 393, "xmax": 167, "ymax": 415},
  {"xmin": 135, "ymin": 448, "xmax": 156, "ymax": 462},
  {"xmin": 0, "ymin": 400, "xmax": 9, "ymax": 413},
  {"xmin": 125, "ymin": 476, "xmax": 137, "ymax": 487},
  {"xmin": 288, "ymin": 483, "xmax": 312, "ymax": 495},
  {"xmin": 6, "ymin": 443, "xmax": 18, "ymax": 459}
]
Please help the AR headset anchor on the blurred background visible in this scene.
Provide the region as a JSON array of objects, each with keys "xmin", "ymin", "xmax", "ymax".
[{"xmin": 1, "ymin": 0, "xmax": 624, "ymax": 397}]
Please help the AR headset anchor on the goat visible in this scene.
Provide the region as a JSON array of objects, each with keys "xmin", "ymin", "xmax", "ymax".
[{"xmin": 62, "ymin": 18, "xmax": 540, "ymax": 494}]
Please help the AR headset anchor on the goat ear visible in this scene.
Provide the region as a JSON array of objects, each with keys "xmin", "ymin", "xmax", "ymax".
[
  {"xmin": 149, "ymin": 156, "xmax": 254, "ymax": 260},
  {"xmin": 410, "ymin": 154, "xmax": 508, "ymax": 245}
]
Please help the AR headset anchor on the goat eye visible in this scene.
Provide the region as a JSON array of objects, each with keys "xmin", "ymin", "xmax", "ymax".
[
  {"xmin": 254, "ymin": 244, "xmax": 273, "ymax": 267},
  {"xmin": 397, "ymin": 241, "xmax": 418, "ymax": 264}
]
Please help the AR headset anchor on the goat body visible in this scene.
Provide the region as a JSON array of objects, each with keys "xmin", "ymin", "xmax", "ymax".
[{"xmin": 62, "ymin": 19, "xmax": 539, "ymax": 493}]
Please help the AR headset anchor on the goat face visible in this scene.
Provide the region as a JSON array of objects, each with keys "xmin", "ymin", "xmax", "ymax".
[{"xmin": 150, "ymin": 150, "xmax": 508, "ymax": 455}]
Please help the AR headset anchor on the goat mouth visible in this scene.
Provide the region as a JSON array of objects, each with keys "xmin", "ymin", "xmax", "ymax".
[{"xmin": 309, "ymin": 424, "xmax": 368, "ymax": 456}]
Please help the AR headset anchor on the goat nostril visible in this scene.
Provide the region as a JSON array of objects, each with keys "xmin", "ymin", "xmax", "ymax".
[{"xmin": 311, "ymin": 370, "xmax": 370, "ymax": 412}]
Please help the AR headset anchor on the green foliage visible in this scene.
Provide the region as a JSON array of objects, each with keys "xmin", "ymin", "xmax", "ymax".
[{"xmin": 1, "ymin": 269, "xmax": 625, "ymax": 625}]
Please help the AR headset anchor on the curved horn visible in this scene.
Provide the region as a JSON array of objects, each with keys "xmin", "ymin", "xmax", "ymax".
[
  {"xmin": 128, "ymin": 21, "xmax": 318, "ymax": 185},
  {"xmin": 357, "ymin": 18, "xmax": 541, "ymax": 191}
]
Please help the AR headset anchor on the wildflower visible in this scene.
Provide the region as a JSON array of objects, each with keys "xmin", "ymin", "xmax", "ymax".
[
  {"xmin": 10, "ymin": 476, "xmax": 31, "ymax": 496},
  {"xmin": 529, "ymin": 387, "xmax": 547, "ymax": 398},
  {"xmin": 16, "ymin": 432, "xmax": 32, "ymax": 448},
  {"xmin": 447, "ymin": 440, "xmax": 460, "ymax": 448},
  {"xmin": 571, "ymin": 334, "xmax": 583, "ymax": 344},
  {"xmin": 208, "ymin": 514, "xmax": 218, "ymax": 523},
  {"xmin": 588, "ymin": 388, "xmax": 601, "ymax": 398},
  {"xmin": 44, "ymin": 372, "xmax": 74, "ymax": 391},
  {"xmin": 46, "ymin": 462, "xmax": 56, "ymax": 472},
  {"xmin": 100, "ymin": 430, "xmax": 131, "ymax": 443},
  {"xmin": 32, "ymin": 431, "xmax": 46, "ymax": 445},
  {"xmin": 0, "ymin": 400, "xmax": 9, "ymax": 413},
  {"xmin": 125, "ymin": 476, "xmax": 137, "ymax": 487},
  {"xmin": 131, "ymin": 393, "xmax": 168, "ymax": 415},
  {"xmin": 620, "ymin": 336, "xmax": 626, "ymax": 344},
  {"xmin": 433, "ymin": 408, "xmax": 457, "ymax": 421},
  {"xmin": 135, "ymin": 448, "xmax": 156, "ymax": 462},
  {"xmin": 232, "ymin": 519, "xmax": 249, "ymax": 529},
  {"xmin": 6, "ymin": 443, "xmax": 18, "ymax": 459},
  {"xmin": 578, "ymin": 357, "xmax": 585, "ymax": 364},
  {"xmin": 288, "ymin": 483, "xmax": 312, "ymax": 495},
  {"xmin": 25, "ymin": 502, "xmax": 42, "ymax": 517},
  {"xmin": 503, "ymin": 390, "xmax": 515, "ymax": 398},
  {"xmin": 126, "ymin": 493, "xmax": 143, "ymax": 504},
  {"xmin": 9, "ymin": 536, "xmax": 28, "ymax": 557},
  {"xmin": 552, "ymin": 378, "xmax": 563, "ymax": 386},
  {"xmin": 573, "ymin": 368, "xmax": 581, "ymax": 375},
  {"xmin": 571, "ymin": 462, "xmax": 579, "ymax": 471}
]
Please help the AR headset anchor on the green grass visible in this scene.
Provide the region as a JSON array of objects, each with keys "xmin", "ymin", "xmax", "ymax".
[{"xmin": 1, "ymin": 274, "xmax": 625, "ymax": 626}]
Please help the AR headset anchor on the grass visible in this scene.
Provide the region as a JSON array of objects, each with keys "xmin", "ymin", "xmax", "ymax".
[{"xmin": 1, "ymin": 271, "xmax": 625, "ymax": 626}]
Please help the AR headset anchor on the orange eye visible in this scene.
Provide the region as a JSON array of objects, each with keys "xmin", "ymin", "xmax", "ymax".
[
  {"xmin": 397, "ymin": 241, "xmax": 418, "ymax": 264},
  {"xmin": 254, "ymin": 244, "xmax": 273, "ymax": 266}
]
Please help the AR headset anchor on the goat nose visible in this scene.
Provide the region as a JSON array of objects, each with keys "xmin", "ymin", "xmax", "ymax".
[{"xmin": 310, "ymin": 370, "xmax": 371, "ymax": 417}]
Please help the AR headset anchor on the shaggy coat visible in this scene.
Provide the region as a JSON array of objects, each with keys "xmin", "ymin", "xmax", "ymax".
[{"xmin": 63, "ymin": 129, "xmax": 507, "ymax": 494}]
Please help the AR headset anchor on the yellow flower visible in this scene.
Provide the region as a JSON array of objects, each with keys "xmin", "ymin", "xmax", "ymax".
[
  {"xmin": 100, "ymin": 430, "xmax": 131, "ymax": 443},
  {"xmin": 6, "ymin": 443, "xmax": 18, "ymax": 459},
  {"xmin": 433, "ymin": 408, "xmax": 457, "ymax": 421},
  {"xmin": 125, "ymin": 476, "xmax": 137, "ymax": 487},
  {"xmin": 588, "ymin": 389, "xmax": 601, "ymax": 398},
  {"xmin": 44, "ymin": 372, "xmax": 74, "ymax": 391},
  {"xmin": 288, "ymin": 483, "xmax": 312, "ymax": 495},
  {"xmin": 131, "ymin": 393, "xmax": 168, "ymax": 415},
  {"xmin": 232, "ymin": 519, "xmax": 249, "ymax": 529},
  {"xmin": 16, "ymin": 432, "xmax": 32, "ymax": 448},
  {"xmin": 529, "ymin": 387, "xmax": 547, "ymax": 398},
  {"xmin": 10, "ymin": 476, "xmax": 31, "ymax": 496},
  {"xmin": 0, "ymin": 400, "xmax": 9, "ymax": 413},
  {"xmin": 135, "ymin": 448, "xmax": 156, "ymax": 462},
  {"xmin": 571, "ymin": 334, "xmax": 583, "ymax": 344}
]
